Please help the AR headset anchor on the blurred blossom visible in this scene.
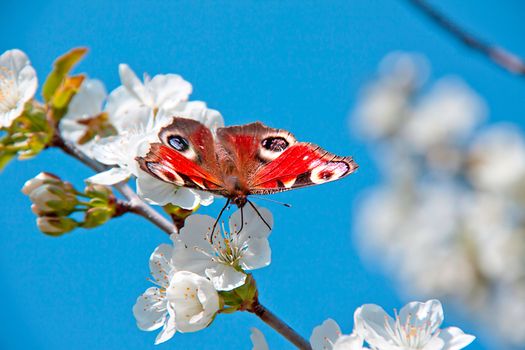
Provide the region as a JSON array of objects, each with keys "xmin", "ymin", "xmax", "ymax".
[
  {"xmin": 353, "ymin": 53, "xmax": 525, "ymax": 347},
  {"xmin": 0, "ymin": 49, "xmax": 37, "ymax": 127},
  {"xmin": 403, "ymin": 78, "xmax": 485, "ymax": 152},
  {"xmin": 354, "ymin": 52, "xmax": 428, "ymax": 139},
  {"xmin": 467, "ymin": 124, "xmax": 525, "ymax": 193}
]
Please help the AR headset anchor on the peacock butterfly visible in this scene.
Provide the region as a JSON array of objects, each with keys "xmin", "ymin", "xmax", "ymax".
[{"xmin": 137, "ymin": 117, "xmax": 358, "ymax": 211}]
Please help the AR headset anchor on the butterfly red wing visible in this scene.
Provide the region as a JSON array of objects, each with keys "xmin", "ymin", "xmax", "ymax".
[
  {"xmin": 216, "ymin": 122, "xmax": 358, "ymax": 195},
  {"xmin": 136, "ymin": 117, "xmax": 224, "ymax": 193},
  {"xmin": 249, "ymin": 143, "xmax": 357, "ymax": 193}
]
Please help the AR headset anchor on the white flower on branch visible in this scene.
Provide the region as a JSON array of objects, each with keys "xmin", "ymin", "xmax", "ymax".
[
  {"xmin": 310, "ymin": 319, "xmax": 366, "ymax": 350},
  {"xmin": 354, "ymin": 299, "xmax": 475, "ymax": 350},
  {"xmin": 106, "ymin": 63, "xmax": 192, "ymax": 129},
  {"xmin": 172, "ymin": 204, "xmax": 273, "ymax": 291},
  {"xmin": 60, "ymin": 79, "xmax": 108, "ymax": 157},
  {"xmin": 88, "ymin": 64, "xmax": 223, "ymax": 209},
  {"xmin": 133, "ymin": 244, "xmax": 220, "ymax": 344},
  {"xmin": 0, "ymin": 49, "xmax": 37, "ymax": 127}
]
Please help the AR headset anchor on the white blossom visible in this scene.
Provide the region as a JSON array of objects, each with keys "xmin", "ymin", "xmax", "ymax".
[
  {"xmin": 106, "ymin": 63, "xmax": 192, "ymax": 130},
  {"xmin": 60, "ymin": 79, "xmax": 107, "ymax": 157},
  {"xmin": 133, "ymin": 244, "xmax": 220, "ymax": 344},
  {"xmin": 0, "ymin": 49, "xmax": 37, "ymax": 127},
  {"xmin": 89, "ymin": 64, "xmax": 223, "ymax": 209},
  {"xmin": 354, "ymin": 300, "xmax": 475, "ymax": 350},
  {"xmin": 311, "ymin": 319, "xmax": 366, "ymax": 350},
  {"xmin": 172, "ymin": 204, "xmax": 273, "ymax": 291}
]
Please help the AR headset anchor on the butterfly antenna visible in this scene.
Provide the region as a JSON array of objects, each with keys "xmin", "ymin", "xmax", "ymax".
[
  {"xmin": 247, "ymin": 200, "xmax": 272, "ymax": 231},
  {"xmin": 253, "ymin": 196, "xmax": 292, "ymax": 208},
  {"xmin": 210, "ymin": 198, "xmax": 230, "ymax": 244}
]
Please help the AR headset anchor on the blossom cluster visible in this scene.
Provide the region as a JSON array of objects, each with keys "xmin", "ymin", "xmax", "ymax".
[
  {"xmin": 133, "ymin": 204, "xmax": 273, "ymax": 344},
  {"xmin": 353, "ymin": 53, "xmax": 525, "ymax": 346},
  {"xmin": 252, "ymin": 299, "xmax": 474, "ymax": 350},
  {"xmin": 0, "ymin": 47, "xmax": 477, "ymax": 349}
]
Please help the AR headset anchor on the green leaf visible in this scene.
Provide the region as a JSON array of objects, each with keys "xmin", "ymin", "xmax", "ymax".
[
  {"xmin": 0, "ymin": 149, "xmax": 17, "ymax": 170},
  {"xmin": 42, "ymin": 47, "xmax": 88, "ymax": 102},
  {"xmin": 51, "ymin": 75, "xmax": 85, "ymax": 109}
]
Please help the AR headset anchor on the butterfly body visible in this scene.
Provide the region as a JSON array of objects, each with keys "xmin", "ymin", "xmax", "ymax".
[{"xmin": 137, "ymin": 117, "xmax": 358, "ymax": 207}]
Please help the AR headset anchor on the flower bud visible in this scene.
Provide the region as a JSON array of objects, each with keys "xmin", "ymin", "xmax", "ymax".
[
  {"xmin": 84, "ymin": 184, "xmax": 113, "ymax": 201},
  {"xmin": 29, "ymin": 184, "xmax": 78, "ymax": 214},
  {"xmin": 82, "ymin": 207, "xmax": 113, "ymax": 228},
  {"xmin": 21, "ymin": 172, "xmax": 61, "ymax": 195},
  {"xmin": 37, "ymin": 216, "xmax": 78, "ymax": 236}
]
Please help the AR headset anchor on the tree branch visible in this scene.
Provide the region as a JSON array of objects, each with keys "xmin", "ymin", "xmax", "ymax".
[
  {"xmin": 249, "ymin": 299, "xmax": 312, "ymax": 350},
  {"xmin": 51, "ymin": 134, "xmax": 177, "ymax": 235},
  {"xmin": 407, "ymin": 0, "xmax": 525, "ymax": 77}
]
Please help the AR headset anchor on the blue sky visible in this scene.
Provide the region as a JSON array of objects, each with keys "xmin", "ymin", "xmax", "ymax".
[{"xmin": 1, "ymin": 1, "xmax": 525, "ymax": 349}]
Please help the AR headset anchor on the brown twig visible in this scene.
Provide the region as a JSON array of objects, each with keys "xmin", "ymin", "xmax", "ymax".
[
  {"xmin": 51, "ymin": 134, "xmax": 177, "ymax": 235},
  {"xmin": 248, "ymin": 299, "xmax": 312, "ymax": 350},
  {"xmin": 407, "ymin": 0, "xmax": 525, "ymax": 76}
]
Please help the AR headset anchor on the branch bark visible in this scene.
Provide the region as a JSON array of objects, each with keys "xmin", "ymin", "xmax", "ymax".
[
  {"xmin": 51, "ymin": 134, "xmax": 177, "ymax": 235},
  {"xmin": 249, "ymin": 300, "xmax": 312, "ymax": 350},
  {"xmin": 407, "ymin": 0, "xmax": 525, "ymax": 77}
]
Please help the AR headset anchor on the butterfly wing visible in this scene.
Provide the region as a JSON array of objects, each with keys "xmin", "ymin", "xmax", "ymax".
[
  {"xmin": 136, "ymin": 117, "xmax": 224, "ymax": 193},
  {"xmin": 216, "ymin": 122, "xmax": 358, "ymax": 195}
]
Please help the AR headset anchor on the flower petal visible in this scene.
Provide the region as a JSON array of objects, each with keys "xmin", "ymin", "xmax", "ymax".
[
  {"xmin": 154, "ymin": 302, "xmax": 177, "ymax": 345},
  {"xmin": 87, "ymin": 167, "xmax": 131, "ymax": 185},
  {"xmin": 353, "ymin": 304, "xmax": 395, "ymax": 348},
  {"xmin": 171, "ymin": 214, "xmax": 217, "ymax": 275},
  {"xmin": 439, "ymin": 327, "xmax": 476, "ymax": 350},
  {"xmin": 63, "ymin": 79, "xmax": 106, "ymax": 121},
  {"xmin": 250, "ymin": 328, "xmax": 270, "ymax": 350},
  {"xmin": 147, "ymin": 73, "xmax": 192, "ymax": 110},
  {"xmin": 149, "ymin": 244, "xmax": 175, "ymax": 288},
  {"xmin": 205, "ymin": 264, "xmax": 247, "ymax": 291},
  {"xmin": 310, "ymin": 319, "xmax": 342, "ymax": 350},
  {"xmin": 132, "ymin": 287, "xmax": 167, "ymax": 331},
  {"xmin": 398, "ymin": 299, "xmax": 443, "ymax": 333},
  {"xmin": 229, "ymin": 204, "xmax": 273, "ymax": 239},
  {"xmin": 119, "ymin": 64, "xmax": 152, "ymax": 106},
  {"xmin": 333, "ymin": 334, "xmax": 365, "ymax": 350},
  {"xmin": 136, "ymin": 174, "xmax": 201, "ymax": 209},
  {"xmin": 167, "ymin": 271, "xmax": 219, "ymax": 333},
  {"xmin": 240, "ymin": 237, "xmax": 271, "ymax": 270}
]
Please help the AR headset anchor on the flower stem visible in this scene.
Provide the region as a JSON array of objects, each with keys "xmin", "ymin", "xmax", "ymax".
[
  {"xmin": 249, "ymin": 300, "xmax": 312, "ymax": 350},
  {"xmin": 50, "ymin": 133, "xmax": 177, "ymax": 235}
]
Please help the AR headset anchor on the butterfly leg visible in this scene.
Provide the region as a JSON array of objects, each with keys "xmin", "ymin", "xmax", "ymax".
[
  {"xmin": 247, "ymin": 200, "xmax": 272, "ymax": 231},
  {"xmin": 209, "ymin": 198, "xmax": 230, "ymax": 244},
  {"xmin": 237, "ymin": 205, "xmax": 245, "ymax": 235}
]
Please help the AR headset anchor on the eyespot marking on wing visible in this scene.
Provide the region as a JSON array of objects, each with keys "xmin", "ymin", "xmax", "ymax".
[
  {"xmin": 258, "ymin": 133, "xmax": 296, "ymax": 162},
  {"xmin": 160, "ymin": 132, "xmax": 198, "ymax": 161},
  {"xmin": 310, "ymin": 161, "xmax": 351, "ymax": 184}
]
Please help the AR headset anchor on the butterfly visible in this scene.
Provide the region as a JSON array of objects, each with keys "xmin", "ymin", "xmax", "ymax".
[{"xmin": 137, "ymin": 117, "xmax": 358, "ymax": 227}]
